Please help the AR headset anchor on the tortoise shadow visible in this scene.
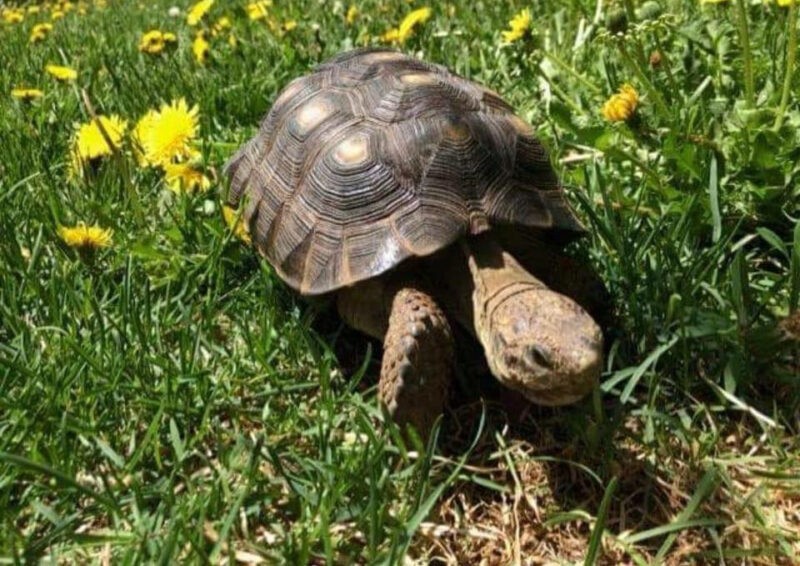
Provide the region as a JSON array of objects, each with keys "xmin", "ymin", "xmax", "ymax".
[
  {"xmin": 313, "ymin": 301, "xmax": 798, "ymax": 562},
  {"xmin": 313, "ymin": 314, "xmax": 711, "ymax": 561}
]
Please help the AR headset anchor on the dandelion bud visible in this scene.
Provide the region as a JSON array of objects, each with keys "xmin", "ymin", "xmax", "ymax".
[{"xmin": 649, "ymin": 51, "xmax": 662, "ymax": 68}]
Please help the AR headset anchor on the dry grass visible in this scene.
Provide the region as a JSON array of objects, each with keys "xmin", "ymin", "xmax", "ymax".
[{"xmin": 408, "ymin": 403, "xmax": 800, "ymax": 565}]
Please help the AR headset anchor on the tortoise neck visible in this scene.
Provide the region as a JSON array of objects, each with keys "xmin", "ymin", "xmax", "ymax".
[{"xmin": 425, "ymin": 235, "xmax": 548, "ymax": 337}]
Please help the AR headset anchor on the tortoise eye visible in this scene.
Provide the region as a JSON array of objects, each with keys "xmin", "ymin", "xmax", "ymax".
[{"xmin": 524, "ymin": 344, "xmax": 553, "ymax": 370}]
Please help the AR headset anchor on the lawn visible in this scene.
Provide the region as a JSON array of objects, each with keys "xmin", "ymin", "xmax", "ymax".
[{"xmin": 1, "ymin": 0, "xmax": 799, "ymax": 563}]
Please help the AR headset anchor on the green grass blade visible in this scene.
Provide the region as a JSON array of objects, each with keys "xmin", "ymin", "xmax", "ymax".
[
  {"xmin": 790, "ymin": 220, "xmax": 800, "ymax": 311},
  {"xmin": 584, "ymin": 475, "xmax": 618, "ymax": 566},
  {"xmin": 708, "ymin": 155, "xmax": 721, "ymax": 243},
  {"xmin": 654, "ymin": 468, "xmax": 720, "ymax": 562},
  {"xmin": 0, "ymin": 451, "xmax": 119, "ymax": 513}
]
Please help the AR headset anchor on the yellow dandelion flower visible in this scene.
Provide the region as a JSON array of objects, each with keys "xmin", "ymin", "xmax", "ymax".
[
  {"xmin": 28, "ymin": 5, "xmax": 41, "ymax": 14},
  {"xmin": 51, "ymin": 9, "xmax": 65, "ymax": 20},
  {"xmin": 58, "ymin": 222, "xmax": 113, "ymax": 250},
  {"xmin": 246, "ymin": 0, "xmax": 272, "ymax": 21},
  {"xmin": 776, "ymin": 0, "xmax": 795, "ymax": 6},
  {"xmin": 346, "ymin": 4, "xmax": 358, "ymax": 24},
  {"xmin": 601, "ymin": 84, "xmax": 639, "ymax": 122},
  {"xmin": 211, "ymin": 15, "xmax": 231, "ymax": 35},
  {"xmin": 382, "ymin": 6, "xmax": 431, "ymax": 44},
  {"xmin": 163, "ymin": 162, "xmax": 211, "ymax": 193},
  {"xmin": 501, "ymin": 8, "xmax": 532, "ymax": 44},
  {"xmin": 381, "ymin": 28, "xmax": 400, "ymax": 42},
  {"xmin": 134, "ymin": 99, "xmax": 199, "ymax": 167},
  {"xmin": 45, "ymin": 64, "xmax": 77, "ymax": 81},
  {"xmin": 398, "ymin": 7, "xmax": 432, "ymax": 37},
  {"xmin": 12, "ymin": 87, "xmax": 44, "ymax": 100},
  {"xmin": 72, "ymin": 115, "xmax": 127, "ymax": 165},
  {"xmin": 138, "ymin": 30, "xmax": 177, "ymax": 54},
  {"xmin": 222, "ymin": 205, "xmax": 251, "ymax": 244},
  {"xmin": 192, "ymin": 32, "xmax": 210, "ymax": 64},
  {"xmin": 30, "ymin": 23, "xmax": 53, "ymax": 42},
  {"xmin": 187, "ymin": 0, "xmax": 213, "ymax": 25},
  {"xmin": 2, "ymin": 8, "xmax": 25, "ymax": 23},
  {"xmin": 283, "ymin": 19, "xmax": 297, "ymax": 32}
]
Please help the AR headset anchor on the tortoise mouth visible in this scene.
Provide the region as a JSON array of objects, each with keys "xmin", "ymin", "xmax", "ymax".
[
  {"xmin": 510, "ymin": 356, "xmax": 600, "ymax": 406},
  {"xmin": 490, "ymin": 335, "xmax": 602, "ymax": 406}
]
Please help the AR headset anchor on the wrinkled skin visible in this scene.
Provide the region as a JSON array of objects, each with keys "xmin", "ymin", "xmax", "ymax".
[{"xmin": 475, "ymin": 284, "xmax": 602, "ymax": 405}]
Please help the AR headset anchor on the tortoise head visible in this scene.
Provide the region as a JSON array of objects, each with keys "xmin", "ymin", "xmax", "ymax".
[
  {"xmin": 478, "ymin": 286, "xmax": 603, "ymax": 406},
  {"xmin": 459, "ymin": 236, "xmax": 604, "ymax": 406}
]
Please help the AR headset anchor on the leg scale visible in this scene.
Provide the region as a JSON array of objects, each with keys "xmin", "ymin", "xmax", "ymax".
[{"xmin": 380, "ymin": 286, "xmax": 454, "ymax": 438}]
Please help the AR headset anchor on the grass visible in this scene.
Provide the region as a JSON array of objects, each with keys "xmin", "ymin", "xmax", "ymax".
[{"xmin": 1, "ymin": 0, "xmax": 798, "ymax": 563}]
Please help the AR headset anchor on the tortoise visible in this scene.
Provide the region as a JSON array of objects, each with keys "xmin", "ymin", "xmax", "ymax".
[{"xmin": 225, "ymin": 48, "xmax": 608, "ymax": 436}]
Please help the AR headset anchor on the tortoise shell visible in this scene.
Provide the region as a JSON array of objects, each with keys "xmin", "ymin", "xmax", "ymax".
[{"xmin": 225, "ymin": 48, "xmax": 585, "ymax": 295}]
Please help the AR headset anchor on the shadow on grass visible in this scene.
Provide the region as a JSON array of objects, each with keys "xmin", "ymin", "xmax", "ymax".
[{"xmin": 315, "ymin": 309, "xmax": 798, "ymax": 563}]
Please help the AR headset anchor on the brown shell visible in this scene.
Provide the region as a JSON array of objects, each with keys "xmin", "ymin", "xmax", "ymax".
[{"xmin": 225, "ymin": 48, "xmax": 585, "ymax": 295}]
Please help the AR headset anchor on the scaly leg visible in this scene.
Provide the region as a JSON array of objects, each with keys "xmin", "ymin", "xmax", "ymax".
[{"xmin": 338, "ymin": 281, "xmax": 455, "ymax": 437}]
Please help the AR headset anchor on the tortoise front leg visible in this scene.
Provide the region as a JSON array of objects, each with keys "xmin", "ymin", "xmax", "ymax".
[
  {"xmin": 379, "ymin": 286, "xmax": 454, "ymax": 437},
  {"xmin": 338, "ymin": 282, "xmax": 455, "ymax": 438}
]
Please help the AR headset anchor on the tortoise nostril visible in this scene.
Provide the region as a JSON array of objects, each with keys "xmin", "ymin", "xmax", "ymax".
[{"xmin": 525, "ymin": 345, "xmax": 553, "ymax": 369}]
